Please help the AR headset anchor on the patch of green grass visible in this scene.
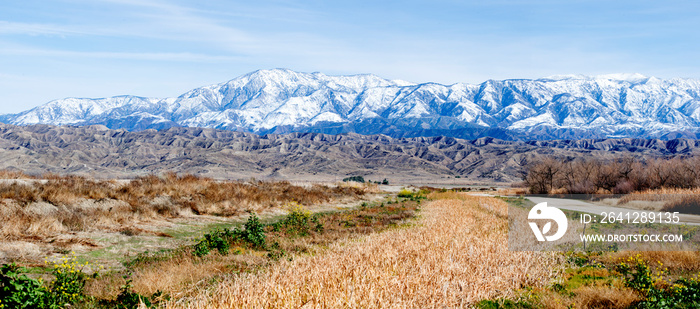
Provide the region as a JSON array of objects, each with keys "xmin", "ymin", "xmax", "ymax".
[
  {"xmin": 163, "ymin": 219, "xmax": 242, "ymax": 239},
  {"xmin": 122, "ymin": 249, "xmax": 179, "ymax": 269},
  {"xmin": 496, "ymin": 196, "xmax": 534, "ymax": 209},
  {"xmin": 564, "ymin": 266, "xmax": 616, "ymax": 291}
]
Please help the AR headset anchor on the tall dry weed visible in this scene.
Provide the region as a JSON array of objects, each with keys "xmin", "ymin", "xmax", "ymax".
[
  {"xmin": 0, "ymin": 173, "xmax": 365, "ymax": 248},
  {"xmin": 0, "ymin": 169, "xmax": 32, "ymax": 179},
  {"xmin": 168, "ymin": 195, "xmax": 563, "ymax": 308},
  {"xmin": 618, "ymin": 187, "xmax": 700, "ymax": 205}
]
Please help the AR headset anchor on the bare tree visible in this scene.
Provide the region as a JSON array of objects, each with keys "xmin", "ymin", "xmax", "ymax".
[
  {"xmin": 525, "ymin": 158, "xmax": 561, "ymax": 194},
  {"xmin": 524, "ymin": 155, "xmax": 700, "ymax": 193}
]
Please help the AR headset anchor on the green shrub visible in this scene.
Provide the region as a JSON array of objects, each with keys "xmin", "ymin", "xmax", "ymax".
[
  {"xmin": 617, "ymin": 254, "xmax": 700, "ymax": 308},
  {"xmin": 45, "ymin": 255, "xmax": 91, "ymax": 306},
  {"xmin": 0, "ymin": 264, "xmax": 48, "ymax": 309},
  {"xmin": 242, "ymin": 213, "xmax": 266, "ymax": 248},
  {"xmin": 342, "ymin": 176, "xmax": 365, "ymax": 183},
  {"xmin": 1, "ymin": 255, "xmax": 96, "ymax": 309},
  {"xmin": 617, "ymin": 254, "xmax": 655, "ymax": 295},
  {"xmin": 193, "ymin": 229, "xmax": 231, "ymax": 257},
  {"xmin": 193, "ymin": 212, "xmax": 267, "ymax": 257},
  {"xmin": 273, "ymin": 202, "xmax": 323, "ymax": 237}
]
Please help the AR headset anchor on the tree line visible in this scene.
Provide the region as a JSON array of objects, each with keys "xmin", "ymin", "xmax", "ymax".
[{"xmin": 524, "ymin": 156, "xmax": 700, "ymax": 194}]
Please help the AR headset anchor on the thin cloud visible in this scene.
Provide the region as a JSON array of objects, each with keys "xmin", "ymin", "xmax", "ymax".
[
  {"xmin": 0, "ymin": 47, "xmax": 244, "ymax": 62},
  {"xmin": 0, "ymin": 21, "xmax": 92, "ymax": 36}
]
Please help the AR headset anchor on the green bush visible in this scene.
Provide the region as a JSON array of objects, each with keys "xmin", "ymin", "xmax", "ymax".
[
  {"xmin": 1, "ymin": 257, "xmax": 168, "ymax": 309},
  {"xmin": 193, "ymin": 212, "xmax": 267, "ymax": 257},
  {"xmin": 242, "ymin": 213, "xmax": 266, "ymax": 248},
  {"xmin": 617, "ymin": 254, "xmax": 700, "ymax": 308},
  {"xmin": 1, "ymin": 255, "xmax": 95, "ymax": 309},
  {"xmin": 0, "ymin": 263, "xmax": 48, "ymax": 309},
  {"xmin": 272, "ymin": 203, "xmax": 323, "ymax": 237},
  {"xmin": 342, "ymin": 176, "xmax": 365, "ymax": 183},
  {"xmin": 46, "ymin": 255, "xmax": 90, "ymax": 306},
  {"xmin": 193, "ymin": 229, "xmax": 231, "ymax": 257},
  {"xmin": 617, "ymin": 254, "xmax": 654, "ymax": 295}
]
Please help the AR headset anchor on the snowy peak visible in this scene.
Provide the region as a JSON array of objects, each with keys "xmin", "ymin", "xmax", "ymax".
[{"xmin": 1, "ymin": 69, "xmax": 700, "ymax": 140}]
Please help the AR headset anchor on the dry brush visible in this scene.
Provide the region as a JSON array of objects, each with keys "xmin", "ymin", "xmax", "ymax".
[
  {"xmin": 168, "ymin": 193, "xmax": 563, "ymax": 308},
  {"xmin": 0, "ymin": 172, "xmax": 368, "ymax": 261}
]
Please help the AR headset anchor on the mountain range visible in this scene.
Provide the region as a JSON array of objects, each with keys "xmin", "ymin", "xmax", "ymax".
[
  {"xmin": 2, "ymin": 69, "xmax": 700, "ymax": 140},
  {"xmin": 0, "ymin": 123, "xmax": 698, "ymax": 183}
]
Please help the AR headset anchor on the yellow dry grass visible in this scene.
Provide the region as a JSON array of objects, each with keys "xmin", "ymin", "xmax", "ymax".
[
  {"xmin": 541, "ymin": 286, "xmax": 639, "ymax": 309},
  {"xmin": 85, "ymin": 251, "xmax": 270, "ymax": 300},
  {"xmin": 496, "ymin": 187, "xmax": 528, "ymax": 196},
  {"xmin": 618, "ymin": 187, "xmax": 700, "ymax": 204},
  {"xmin": 168, "ymin": 194, "xmax": 563, "ymax": 308},
  {"xmin": 0, "ymin": 173, "xmax": 367, "ymax": 242}
]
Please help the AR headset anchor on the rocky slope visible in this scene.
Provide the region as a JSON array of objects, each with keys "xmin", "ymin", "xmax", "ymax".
[{"xmin": 0, "ymin": 124, "xmax": 697, "ymax": 183}]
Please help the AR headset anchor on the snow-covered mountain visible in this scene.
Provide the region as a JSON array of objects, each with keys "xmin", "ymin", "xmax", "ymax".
[{"xmin": 2, "ymin": 68, "xmax": 700, "ymax": 140}]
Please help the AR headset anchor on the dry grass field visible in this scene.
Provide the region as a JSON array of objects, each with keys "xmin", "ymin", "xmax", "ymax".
[
  {"xmin": 82, "ymin": 198, "xmax": 420, "ymax": 302},
  {"xmin": 0, "ymin": 172, "xmax": 370, "ymax": 264},
  {"xmin": 4, "ymin": 175, "xmax": 700, "ymax": 308},
  {"xmin": 167, "ymin": 192, "xmax": 563, "ymax": 308}
]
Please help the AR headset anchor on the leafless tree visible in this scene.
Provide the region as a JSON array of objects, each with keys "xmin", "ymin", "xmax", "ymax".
[
  {"xmin": 525, "ymin": 155, "xmax": 700, "ymax": 193},
  {"xmin": 525, "ymin": 157, "xmax": 562, "ymax": 194}
]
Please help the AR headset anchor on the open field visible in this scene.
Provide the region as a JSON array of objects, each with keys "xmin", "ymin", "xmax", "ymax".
[
  {"xmin": 167, "ymin": 192, "xmax": 563, "ymax": 308},
  {"xmin": 0, "ymin": 175, "xmax": 416, "ymax": 308},
  {"xmin": 0, "ymin": 173, "xmax": 373, "ymax": 266},
  {"xmin": 83, "ymin": 195, "xmax": 422, "ymax": 304},
  {"xmin": 3, "ymin": 180, "xmax": 700, "ymax": 308}
]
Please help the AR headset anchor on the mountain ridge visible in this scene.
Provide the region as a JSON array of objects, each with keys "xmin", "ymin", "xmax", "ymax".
[
  {"xmin": 2, "ymin": 69, "xmax": 700, "ymax": 140},
  {"xmin": 0, "ymin": 123, "xmax": 698, "ymax": 183}
]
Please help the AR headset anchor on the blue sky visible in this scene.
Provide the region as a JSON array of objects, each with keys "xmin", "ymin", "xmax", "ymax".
[{"xmin": 0, "ymin": 0, "xmax": 699, "ymax": 113}]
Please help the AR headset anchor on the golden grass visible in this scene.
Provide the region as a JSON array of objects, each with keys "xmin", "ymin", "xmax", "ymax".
[
  {"xmin": 497, "ymin": 187, "xmax": 528, "ymax": 196},
  {"xmin": 0, "ymin": 169, "xmax": 32, "ymax": 179},
  {"xmin": 568, "ymin": 286, "xmax": 639, "ymax": 309},
  {"xmin": 533, "ymin": 286, "xmax": 638, "ymax": 309},
  {"xmin": 617, "ymin": 187, "xmax": 700, "ymax": 214},
  {"xmin": 0, "ymin": 174, "xmax": 365, "ymax": 236},
  {"xmin": 662, "ymin": 195, "xmax": 700, "ymax": 215},
  {"xmin": 85, "ymin": 250, "xmax": 270, "ymax": 300},
  {"xmin": 618, "ymin": 187, "xmax": 700, "ymax": 205},
  {"xmin": 85, "ymin": 201, "xmax": 420, "ymax": 301},
  {"xmin": 167, "ymin": 194, "xmax": 563, "ymax": 308},
  {"xmin": 0, "ymin": 172, "xmax": 367, "ymax": 263}
]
